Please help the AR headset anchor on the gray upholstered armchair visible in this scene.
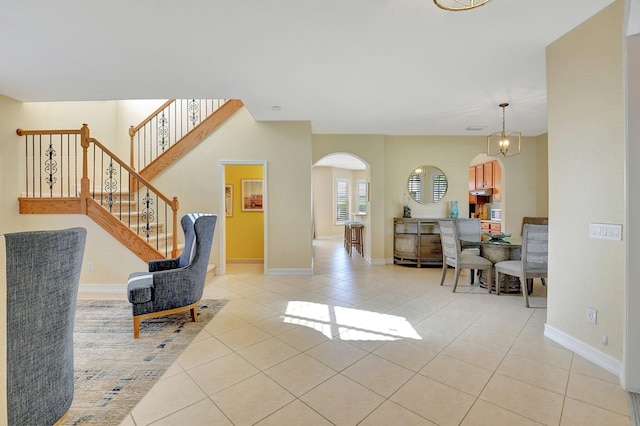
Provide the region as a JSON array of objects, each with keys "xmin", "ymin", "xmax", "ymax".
[
  {"xmin": 127, "ymin": 213, "xmax": 217, "ymax": 338},
  {"xmin": 3, "ymin": 227, "xmax": 86, "ymax": 426}
]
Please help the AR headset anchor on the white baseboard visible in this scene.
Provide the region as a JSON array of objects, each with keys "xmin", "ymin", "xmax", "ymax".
[{"xmin": 544, "ymin": 323, "xmax": 622, "ymax": 378}]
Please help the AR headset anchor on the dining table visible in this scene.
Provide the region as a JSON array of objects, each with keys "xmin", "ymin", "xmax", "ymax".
[{"xmin": 460, "ymin": 234, "xmax": 523, "ymax": 294}]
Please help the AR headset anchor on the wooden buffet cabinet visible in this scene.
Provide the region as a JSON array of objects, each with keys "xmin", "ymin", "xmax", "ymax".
[{"xmin": 393, "ymin": 218, "xmax": 443, "ymax": 267}]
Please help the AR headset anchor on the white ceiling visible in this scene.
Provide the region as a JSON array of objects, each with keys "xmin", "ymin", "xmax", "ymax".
[{"xmin": 0, "ymin": 0, "xmax": 619, "ymax": 136}]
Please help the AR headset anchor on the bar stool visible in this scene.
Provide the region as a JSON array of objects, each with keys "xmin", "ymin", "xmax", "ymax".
[{"xmin": 346, "ymin": 222, "xmax": 364, "ymax": 257}]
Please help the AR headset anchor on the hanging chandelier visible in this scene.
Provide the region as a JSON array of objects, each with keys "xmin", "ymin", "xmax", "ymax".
[
  {"xmin": 433, "ymin": 0, "xmax": 492, "ymax": 11},
  {"xmin": 487, "ymin": 103, "xmax": 521, "ymax": 157}
]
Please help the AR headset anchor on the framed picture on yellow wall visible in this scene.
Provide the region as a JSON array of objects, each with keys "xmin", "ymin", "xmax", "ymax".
[
  {"xmin": 242, "ymin": 179, "xmax": 263, "ymax": 212},
  {"xmin": 225, "ymin": 184, "xmax": 233, "ymax": 217}
]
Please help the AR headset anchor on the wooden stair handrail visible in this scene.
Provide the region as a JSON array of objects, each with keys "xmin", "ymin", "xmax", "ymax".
[
  {"xmin": 138, "ymin": 99, "xmax": 244, "ymax": 182},
  {"xmin": 17, "ymin": 128, "xmax": 82, "ymax": 136},
  {"xmin": 16, "ymin": 123, "xmax": 180, "ymax": 261},
  {"xmin": 88, "ymin": 137, "xmax": 177, "ymax": 208},
  {"xmin": 128, "ymin": 99, "xmax": 175, "ymax": 136}
]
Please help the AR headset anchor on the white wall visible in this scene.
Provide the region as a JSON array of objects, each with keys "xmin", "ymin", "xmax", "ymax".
[
  {"xmin": 625, "ymin": 31, "xmax": 640, "ymax": 391},
  {"xmin": 546, "ymin": 0, "xmax": 626, "ymax": 366}
]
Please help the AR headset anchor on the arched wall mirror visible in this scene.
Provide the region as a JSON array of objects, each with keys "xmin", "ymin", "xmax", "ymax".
[{"xmin": 408, "ymin": 165, "xmax": 448, "ymax": 204}]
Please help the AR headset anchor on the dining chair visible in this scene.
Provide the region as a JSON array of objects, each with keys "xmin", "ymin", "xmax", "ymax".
[
  {"xmin": 438, "ymin": 219, "xmax": 493, "ymax": 293},
  {"xmin": 494, "ymin": 224, "xmax": 548, "ymax": 307},
  {"xmin": 521, "ymin": 217, "xmax": 549, "ymax": 287},
  {"xmin": 455, "ymin": 218, "xmax": 482, "ymax": 283}
]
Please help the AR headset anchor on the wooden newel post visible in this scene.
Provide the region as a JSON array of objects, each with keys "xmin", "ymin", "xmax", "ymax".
[
  {"xmin": 171, "ymin": 197, "xmax": 179, "ymax": 258},
  {"xmin": 80, "ymin": 124, "xmax": 90, "ymax": 214},
  {"xmin": 129, "ymin": 125, "xmax": 135, "ymax": 170}
]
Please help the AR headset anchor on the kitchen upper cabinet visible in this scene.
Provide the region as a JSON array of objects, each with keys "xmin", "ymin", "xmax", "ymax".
[
  {"xmin": 492, "ymin": 161, "xmax": 502, "ymax": 201},
  {"xmin": 468, "ymin": 167, "xmax": 476, "ymax": 191},
  {"xmin": 471, "ymin": 162, "xmax": 494, "ymax": 189}
]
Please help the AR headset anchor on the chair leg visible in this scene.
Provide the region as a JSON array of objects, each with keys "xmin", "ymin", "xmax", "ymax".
[
  {"xmin": 190, "ymin": 307, "xmax": 198, "ymax": 322},
  {"xmin": 452, "ymin": 267, "xmax": 461, "ymax": 293},
  {"xmin": 133, "ymin": 316, "xmax": 141, "ymax": 339},
  {"xmin": 521, "ymin": 275, "xmax": 530, "ymax": 307},
  {"xmin": 470, "ymin": 268, "xmax": 475, "ymax": 284},
  {"xmin": 440, "ymin": 262, "xmax": 448, "ymax": 286},
  {"xmin": 495, "ymin": 270, "xmax": 500, "ymax": 295}
]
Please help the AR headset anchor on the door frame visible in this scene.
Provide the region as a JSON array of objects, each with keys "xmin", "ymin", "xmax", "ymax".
[{"xmin": 218, "ymin": 160, "xmax": 268, "ymax": 275}]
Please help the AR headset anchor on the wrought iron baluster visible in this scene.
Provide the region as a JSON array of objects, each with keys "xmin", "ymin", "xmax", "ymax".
[
  {"xmin": 188, "ymin": 99, "xmax": 200, "ymax": 128},
  {"xmin": 104, "ymin": 158, "xmax": 118, "ymax": 212},
  {"xmin": 44, "ymin": 135, "xmax": 57, "ymax": 194},
  {"xmin": 140, "ymin": 189, "xmax": 155, "ymax": 240},
  {"xmin": 158, "ymin": 112, "xmax": 169, "ymax": 152}
]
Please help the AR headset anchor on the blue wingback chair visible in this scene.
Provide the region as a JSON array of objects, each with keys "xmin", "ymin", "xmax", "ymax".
[
  {"xmin": 4, "ymin": 227, "xmax": 86, "ymax": 426},
  {"xmin": 127, "ymin": 213, "xmax": 217, "ymax": 338},
  {"xmin": 148, "ymin": 213, "xmax": 201, "ymax": 273}
]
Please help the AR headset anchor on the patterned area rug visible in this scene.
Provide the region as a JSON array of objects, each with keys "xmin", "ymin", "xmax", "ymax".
[{"xmin": 62, "ymin": 299, "xmax": 228, "ymax": 425}]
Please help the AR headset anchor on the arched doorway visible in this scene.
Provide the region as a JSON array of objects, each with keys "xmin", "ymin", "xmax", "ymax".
[{"xmin": 312, "ymin": 153, "xmax": 369, "ymax": 260}]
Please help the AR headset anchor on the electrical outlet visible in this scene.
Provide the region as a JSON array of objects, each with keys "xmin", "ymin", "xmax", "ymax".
[{"xmin": 587, "ymin": 307, "xmax": 597, "ymax": 324}]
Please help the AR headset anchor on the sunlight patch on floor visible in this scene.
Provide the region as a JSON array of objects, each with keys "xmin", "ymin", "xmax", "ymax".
[{"xmin": 283, "ymin": 301, "xmax": 422, "ymax": 341}]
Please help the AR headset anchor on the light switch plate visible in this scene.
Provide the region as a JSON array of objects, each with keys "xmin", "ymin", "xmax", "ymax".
[{"xmin": 589, "ymin": 223, "xmax": 622, "ymax": 240}]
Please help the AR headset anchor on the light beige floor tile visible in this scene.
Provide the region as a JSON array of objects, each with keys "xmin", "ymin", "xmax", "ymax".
[
  {"xmin": 342, "ymin": 353, "xmax": 415, "ymax": 397},
  {"xmin": 130, "ymin": 373, "xmax": 207, "ymax": 425},
  {"xmin": 442, "ymin": 337, "xmax": 507, "ymax": 371},
  {"xmin": 359, "ymin": 400, "xmax": 437, "ymax": 425},
  {"xmin": 410, "ymin": 324, "xmax": 458, "ymax": 353},
  {"xmin": 560, "ymin": 397, "xmax": 631, "ymax": 426},
  {"xmin": 254, "ymin": 400, "xmax": 333, "ymax": 426},
  {"xmin": 373, "ymin": 340, "xmax": 438, "ymax": 372},
  {"xmin": 304, "ymin": 339, "xmax": 368, "ymax": 371},
  {"xmin": 150, "ymin": 399, "xmax": 233, "ymax": 426},
  {"xmin": 175, "ymin": 335, "xmax": 233, "ymax": 370},
  {"xmin": 264, "ymin": 353, "xmax": 336, "ymax": 396},
  {"xmin": 571, "ymin": 355, "xmax": 621, "ymax": 385},
  {"xmin": 125, "ymin": 241, "xmax": 628, "ymax": 426},
  {"xmin": 509, "ymin": 334, "xmax": 573, "ymax": 370},
  {"xmin": 300, "ymin": 374, "xmax": 385, "ymax": 425},
  {"xmin": 210, "ymin": 373, "xmax": 295, "ymax": 426},
  {"xmin": 479, "ymin": 373, "xmax": 564, "ymax": 425},
  {"xmin": 202, "ymin": 314, "xmax": 252, "ymax": 337},
  {"xmin": 419, "ymin": 353, "xmax": 493, "ymax": 396},
  {"xmin": 236, "ymin": 336, "xmax": 300, "ymax": 370},
  {"xmin": 216, "ymin": 324, "xmax": 272, "ymax": 351},
  {"xmin": 159, "ymin": 360, "xmax": 184, "ymax": 380},
  {"xmin": 416, "ymin": 313, "xmax": 471, "ymax": 337},
  {"xmin": 187, "ymin": 352, "xmax": 260, "ymax": 396},
  {"xmin": 458, "ymin": 324, "xmax": 518, "ymax": 353},
  {"xmin": 277, "ymin": 324, "xmax": 332, "ymax": 351},
  {"xmin": 253, "ymin": 314, "xmax": 299, "ymax": 336},
  {"xmin": 566, "ymin": 372, "xmax": 630, "ymax": 416},
  {"xmin": 390, "ymin": 374, "xmax": 476, "ymax": 426},
  {"xmin": 497, "ymin": 352, "xmax": 570, "ymax": 394},
  {"xmin": 461, "ymin": 399, "xmax": 542, "ymax": 425}
]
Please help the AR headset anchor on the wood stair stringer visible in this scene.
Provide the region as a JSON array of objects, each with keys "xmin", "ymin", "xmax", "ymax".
[
  {"xmin": 86, "ymin": 198, "xmax": 165, "ymax": 263},
  {"xmin": 139, "ymin": 99, "xmax": 244, "ymax": 182}
]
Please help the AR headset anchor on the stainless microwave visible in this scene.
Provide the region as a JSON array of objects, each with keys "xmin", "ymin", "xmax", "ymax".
[{"xmin": 490, "ymin": 209, "xmax": 502, "ymax": 221}]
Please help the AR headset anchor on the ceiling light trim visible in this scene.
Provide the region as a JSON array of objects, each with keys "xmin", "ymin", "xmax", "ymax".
[{"xmin": 433, "ymin": 0, "xmax": 493, "ymax": 11}]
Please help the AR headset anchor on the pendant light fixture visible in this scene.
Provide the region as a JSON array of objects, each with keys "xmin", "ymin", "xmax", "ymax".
[
  {"xmin": 487, "ymin": 103, "xmax": 521, "ymax": 157},
  {"xmin": 433, "ymin": 0, "xmax": 492, "ymax": 12}
]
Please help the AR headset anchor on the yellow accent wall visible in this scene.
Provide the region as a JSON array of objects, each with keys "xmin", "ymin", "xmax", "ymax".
[{"xmin": 225, "ymin": 165, "xmax": 264, "ymax": 260}]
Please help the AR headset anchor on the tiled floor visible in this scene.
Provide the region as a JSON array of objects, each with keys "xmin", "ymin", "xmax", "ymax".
[{"xmin": 108, "ymin": 239, "xmax": 629, "ymax": 425}]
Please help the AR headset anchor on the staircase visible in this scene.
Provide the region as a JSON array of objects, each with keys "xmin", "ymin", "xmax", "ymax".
[{"xmin": 16, "ymin": 99, "xmax": 244, "ymax": 262}]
